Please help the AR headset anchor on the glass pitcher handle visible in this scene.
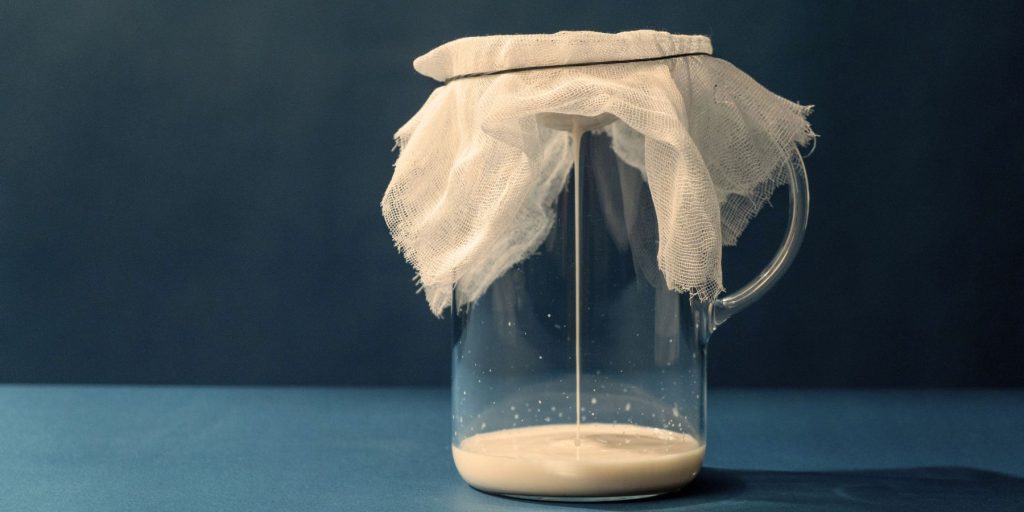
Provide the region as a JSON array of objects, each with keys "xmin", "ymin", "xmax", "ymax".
[{"xmin": 710, "ymin": 155, "xmax": 810, "ymax": 330}]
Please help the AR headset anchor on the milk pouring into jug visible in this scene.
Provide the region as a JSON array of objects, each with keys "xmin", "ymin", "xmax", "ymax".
[{"xmin": 383, "ymin": 31, "xmax": 813, "ymax": 500}]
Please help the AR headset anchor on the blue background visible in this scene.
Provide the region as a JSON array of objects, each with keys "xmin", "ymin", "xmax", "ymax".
[{"xmin": 1, "ymin": 0, "xmax": 1022, "ymax": 386}]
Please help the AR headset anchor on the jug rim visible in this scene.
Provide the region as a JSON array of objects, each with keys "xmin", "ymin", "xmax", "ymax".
[{"xmin": 413, "ymin": 30, "xmax": 713, "ymax": 82}]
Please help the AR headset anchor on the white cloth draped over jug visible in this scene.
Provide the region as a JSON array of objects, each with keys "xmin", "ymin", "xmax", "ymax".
[{"xmin": 383, "ymin": 31, "xmax": 814, "ymax": 316}]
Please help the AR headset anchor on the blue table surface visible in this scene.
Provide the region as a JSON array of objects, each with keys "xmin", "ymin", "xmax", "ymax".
[{"xmin": 0, "ymin": 386, "xmax": 1021, "ymax": 511}]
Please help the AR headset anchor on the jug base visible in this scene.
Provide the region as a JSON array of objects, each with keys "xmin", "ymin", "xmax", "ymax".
[
  {"xmin": 453, "ymin": 423, "xmax": 704, "ymax": 500},
  {"xmin": 497, "ymin": 491, "xmax": 667, "ymax": 502}
]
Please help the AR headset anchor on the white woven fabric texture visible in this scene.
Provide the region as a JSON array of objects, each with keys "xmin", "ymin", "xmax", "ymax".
[{"xmin": 383, "ymin": 31, "xmax": 814, "ymax": 316}]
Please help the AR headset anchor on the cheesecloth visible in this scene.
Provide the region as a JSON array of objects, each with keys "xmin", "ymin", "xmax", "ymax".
[{"xmin": 383, "ymin": 30, "xmax": 814, "ymax": 316}]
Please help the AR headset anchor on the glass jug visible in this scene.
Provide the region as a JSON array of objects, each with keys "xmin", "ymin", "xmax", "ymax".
[{"xmin": 450, "ymin": 119, "xmax": 809, "ymax": 501}]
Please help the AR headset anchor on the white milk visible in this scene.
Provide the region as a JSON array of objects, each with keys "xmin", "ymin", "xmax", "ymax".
[{"xmin": 452, "ymin": 423, "xmax": 705, "ymax": 498}]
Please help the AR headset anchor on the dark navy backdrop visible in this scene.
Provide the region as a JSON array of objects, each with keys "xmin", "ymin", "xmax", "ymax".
[{"xmin": 1, "ymin": 1, "xmax": 1021, "ymax": 386}]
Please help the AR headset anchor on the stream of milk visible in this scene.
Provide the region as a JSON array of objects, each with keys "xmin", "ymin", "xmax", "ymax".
[{"xmin": 453, "ymin": 118, "xmax": 704, "ymax": 498}]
